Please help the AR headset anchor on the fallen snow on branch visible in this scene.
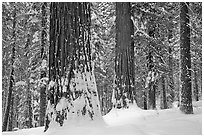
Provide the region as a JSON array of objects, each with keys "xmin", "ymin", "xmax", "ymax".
[{"xmin": 15, "ymin": 81, "xmax": 27, "ymax": 86}]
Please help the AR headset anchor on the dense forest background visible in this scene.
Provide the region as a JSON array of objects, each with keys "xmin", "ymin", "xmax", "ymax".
[{"xmin": 2, "ymin": 2, "xmax": 202, "ymax": 131}]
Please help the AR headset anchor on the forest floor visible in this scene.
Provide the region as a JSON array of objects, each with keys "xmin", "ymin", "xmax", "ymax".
[{"xmin": 2, "ymin": 100, "xmax": 202, "ymax": 135}]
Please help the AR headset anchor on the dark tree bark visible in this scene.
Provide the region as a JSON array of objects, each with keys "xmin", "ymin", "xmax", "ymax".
[
  {"xmin": 13, "ymin": 95, "xmax": 19, "ymax": 128},
  {"xmin": 8, "ymin": 95, "xmax": 14, "ymax": 131},
  {"xmin": 143, "ymin": 91, "xmax": 147, "ymax": 110},
  {"xmin": 45, "ymin": 2, "xmax": 101, "ymax": 132},
  {"xmin": 161, "ymin": 75, "xmax": 167, "ymax": 109},
  {"xmin": 24, "ymin": 34, "xmax": 33, "ymax": 128},
  {"xmin": 193, "ymin": 64, "xmax": 199, "ymax": 101},
  {"xmin": 146, "ymin": 22, "xmax": 156, "ymax": 110},
  {"xmin": 39, "ymin": 2, "xmax": 47, "ymax": 127},
  {"xmin": 180, "ymin": 2, "xmax": 193, "ymax": 114},
  {"xmin": 146, "ymin": 51, "xmax": 156, "ymax": 110},
  {"xmin": 114, "ymin": 2, "xmax": 135, "ymax": 109},
  {"xmin": 2, "ymin": 4, "xmax": 16, "ymax": 132},
  {"xmin": 27, "ymin": 79, "xmax": 33, "ymax": 128}
]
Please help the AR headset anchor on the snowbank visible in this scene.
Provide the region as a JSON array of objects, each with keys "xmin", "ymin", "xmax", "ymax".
[{"xmin": 2, "ymin": 100, "xmax": 202, "ymax": 135}]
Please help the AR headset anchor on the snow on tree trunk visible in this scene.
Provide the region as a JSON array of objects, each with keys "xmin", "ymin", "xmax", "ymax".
[
  {"xmin": 44, "ymin": 2, "xmax": 101, "ymax": 132},
  {"xmin": 39, "ymin": 2, "xmax": 47, "ymax": 127},
  {"xmin": 2, "ymin": 4, "xmax": 16, "ymax": 132},
  {"xmin": 113, "ymin": 2, "xmax": 135, "ymax": 109},
  {"xmin": 179, "ymin": 2, "xmax": 193, "ymax": 114},
  {"xmin": 24, "ymin": 31, "xmax": 33, "ymax": 128},
  {"xmin": 145, "ymin": 17, "xmax": 157, "ymax": 110}
]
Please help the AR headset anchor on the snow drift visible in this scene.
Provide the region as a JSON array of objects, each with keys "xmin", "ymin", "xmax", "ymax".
[{"xmin": 2, "ymin": 100, "xmax": 202, "ymax": 135}]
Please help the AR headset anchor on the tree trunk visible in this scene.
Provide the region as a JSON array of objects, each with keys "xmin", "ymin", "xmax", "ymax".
[
  {"xmin": 161, "ymin": 75, "xmax": 167, "ymax": 109},
  {"xmin": 13, "ymin": 95, "xmax": 18, "ymax": 128},
  {"xmin": 114, "ymin": 2, "xmax": 135, "ymax": 109},
  {"xmin": 45, "ymin": 2, "xmax": 101, "ymax": 132},
  {"xmin": 168, "ymin": 29, "xmax": 175, "ymax": 106},
  {"xmin": 2, "ymin": 4, "xmax": 16, "ymax": 132},
  {"xmin": 143, "ymin": 91, "xmax": 147, "ymax": 110},
  {"xmin": 180, "ymin": 2, "xmax": 193, "ymax": 114},
  {"xmin": 24, "ymin": 31, "xmax": 33, "ymax": 128},
  {"xmin": 147, "ymin": 23, "xmax": 156, "ymax": 110},
  {"xmin": 39, "ymin": 2, "xmax": 47, "ymax": 127},
  {"xmin": 27, "ymin": 79, "xmax": 33, "ymax": 128},
  {"xmin": 148, "ymin": 81, "xmax": 156, "ymax": 109},
  {"xmin": 8, "ymin": 95, "xmax": 14, "ymax": 131},
  {"xmin": 193, "ymin": 64, "xmax": 199, "ymax": 101}
]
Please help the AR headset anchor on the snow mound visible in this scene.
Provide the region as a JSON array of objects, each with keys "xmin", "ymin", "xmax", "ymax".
[
  {"xmin": 2, "ymin": 101, "xmax": 202, "ymax": 135},
  {"xmin": 193, "ymin": 100, "xmax": 202, "ymax": 107},
  {"xmin": 103, "ymin": 102, "xmax": 158, "ymax": 126},
  {"xmin": 2, "ymin": 127, "xmax": 44, "ymax": 135},
  {"xmin": 46, "ymin": 118, "xmax": 106, "ymax": 135}
]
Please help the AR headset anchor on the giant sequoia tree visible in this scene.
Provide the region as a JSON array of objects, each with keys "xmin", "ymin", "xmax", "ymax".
[
  {"xmin": 113, "ymin": 2, "xmax": 135, "ymax": 109},
  {"xmin": 180, "ymin": 2, "xmax": 193, "ymax": 114},
  {"xmin": 44, "ymin": 2, "xmax": 101, "ymax": 131}
]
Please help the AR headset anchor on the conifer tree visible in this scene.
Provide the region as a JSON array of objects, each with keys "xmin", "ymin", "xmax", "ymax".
[
  {"xmin": 45, "ymin": 2, "xmax": 101, "ymax": 132},
  {"xmin": 2, "ymin": 3, "xmax": 16, "ymax": 132},
  {"xmin": 180, "ymin": 2, "xmax": 193, "ymax": 114},
  {"xmin": 39, "ymin": 2, "xmax": 48, "ymax": 127},
  {"xmin": 113, "ymin": 2, "xmax": 135, "ymax": 109}
]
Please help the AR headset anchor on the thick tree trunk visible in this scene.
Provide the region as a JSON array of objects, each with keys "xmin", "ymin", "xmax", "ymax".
[
  {"xmin": 39, "ymin": 2, "xmax": 47, "ymax": 127},
  {"xmin": 45, "ymin": 2, "xmax": 101, "ymax": 132},
  {"xmin": 180, "ymin": 2, "xmax": 193, "ymax": 114},
  {"xmin": 2, "ymin": 5, "xmax": 16, "ymax": 132},
  {"xmin": 114, "ymin": 2, "xmax": 135, "ymax": 109}
]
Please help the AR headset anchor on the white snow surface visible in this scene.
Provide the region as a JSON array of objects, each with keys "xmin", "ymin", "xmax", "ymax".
[
  {"xmin": 3, "ymin": 100, "xmax": 202, "ymax": 135},
  {"xmin": 56, "ymin": 97, "xmax": 68, "ymax": 112}
]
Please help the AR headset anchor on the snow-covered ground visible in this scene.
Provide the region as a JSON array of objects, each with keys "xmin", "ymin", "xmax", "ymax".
[{"xmin": 2, "ymin": 100, "xmax": 202, "ymax": 135}]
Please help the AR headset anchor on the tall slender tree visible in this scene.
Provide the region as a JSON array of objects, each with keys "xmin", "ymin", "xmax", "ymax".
[
  {"xmin": 180, "ymin": 2, "xmax": 193, "ymax": 114},
  {"xmin": 168, "ymin": 28, "xmax": 175, "ymax": 106},
  {"xmin": 113, "ymin": 2, "xmax": 135, "ymax": 109},
  {"xmin": 193, "ymin": 63, "xmax": 199, "ymax": 101},
  {"xmin": 2, "ymin": 3, "xmax": 16, "ymax": 132},
  {"xmin": 39, "ymin": 2, "xmax": 47, "ymax": 127},
  {"xmin": 146, "ymin": 19, "xmax": 156, "ymax": 110},
  {"xmin": 161, "ymin": 74, "xmax": 167, "ymax": 109},
  {"xmin": 25, "ymin": 33, "xmax": 33, "ymax": 128},
  {"xmin": 8, "ymin": 94, "xmax": 14, "ymax": 131}
]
